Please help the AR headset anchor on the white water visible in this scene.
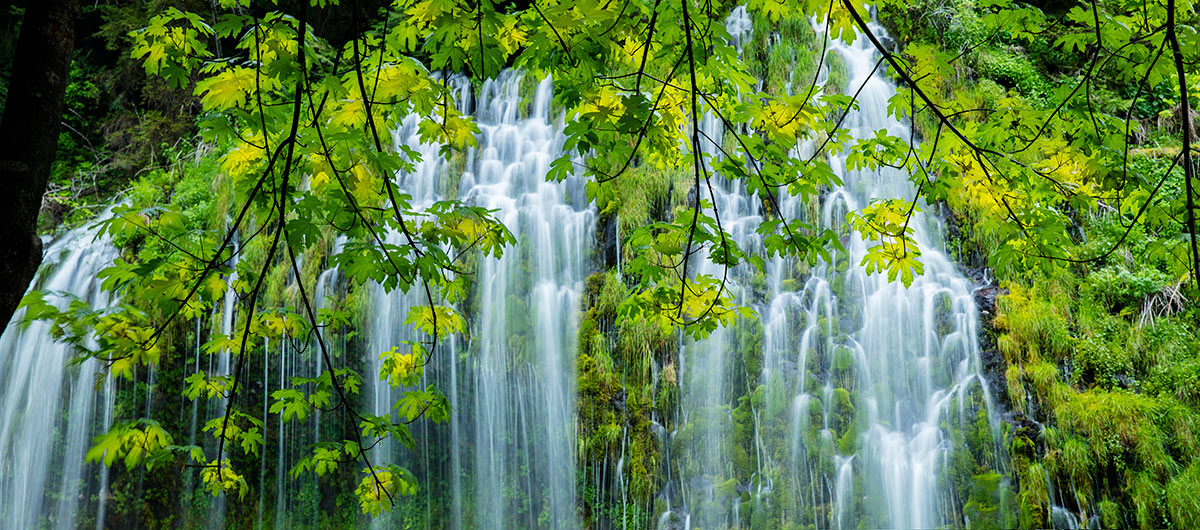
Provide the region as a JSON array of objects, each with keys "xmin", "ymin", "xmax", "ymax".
[
  {"xmin": 0, "ymin": 71, "xmax": 594, "ymax": 530},
  {"xmin": 667, "ymin": 8, "xmax": 1001, "ymax": 529},
  {"xmin": 370, "ymin": 72, "xmax": 592, "ymax": 529},
  {"xmin": 0, "ymin": 222, "xmax": 118, "ymax": 529}
]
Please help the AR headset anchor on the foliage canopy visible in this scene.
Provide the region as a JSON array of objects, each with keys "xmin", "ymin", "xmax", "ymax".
[{"xmin": 18, "ymin": 0, "xmax": 1200, "ymax": 518}]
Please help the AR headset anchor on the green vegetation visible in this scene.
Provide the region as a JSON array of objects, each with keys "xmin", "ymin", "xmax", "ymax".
[
  {"xmin": 4, "ymin": 0, "xmax": 1199, "ymax": 527},
  {"xmin": 878, "ymin": 0, "xmax": 1200, "ymax": 527}
]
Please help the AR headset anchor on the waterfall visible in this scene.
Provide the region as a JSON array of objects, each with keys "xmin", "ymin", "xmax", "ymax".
[
  {"xmin": 668, "ymin": 8, "xmax": 1002, "ymax": 529},
  {"xmin": 370, "ymin": 72, "xmax": 593, "ymax": 529},
  {"xmin": 0, "ymin": 9, "xmax": 1009, "ymax": 528},
  {"xmin": 0, "ymin": 220, "xmax": 119, "ymax": 529}
]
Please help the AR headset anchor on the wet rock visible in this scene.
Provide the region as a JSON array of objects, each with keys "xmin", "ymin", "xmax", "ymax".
[
  {"xmin": 776, "ymin": 359, "xmax": 798, "ymax": 377},
  {"xmin": 612, "ymin": 389, "xmax": 627, "ymax": 412},
  {"xmin": 973, "ymin": 285, "xmax": 1007, "ymax": 319},
  {"xmin": 1115, "ymin": 373, "xmax": 1137, "ymax": 390},
  {"xmin": 974, "ymin": 283, "xmax": 1012, "ymax": 417},
  {"xmin": 596, "ymin": 213, "xmax": 618, "ymax": 270},
  {"xmin": 689, "ymin": 476, "xmax": 713, "ymax": 491}
]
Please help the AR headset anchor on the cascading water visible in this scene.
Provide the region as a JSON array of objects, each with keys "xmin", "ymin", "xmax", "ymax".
[
  {"xmin": 0, "ymin": 71, "xmax": 592, "ymax": 530},
  {"xmin": 667, "ymin": 8, "xmax": 1003, "ymax": 530},
  {"xmin": 0, "ymin": 220, "xmax": 119, "ymax": 529},
  {"xmin": 370, "ymin": 72, "xmax": 592, "ymax": 529},
  {"xmin": 0, "ymin": 9, "xmax": 1013, "ymax": 529}
]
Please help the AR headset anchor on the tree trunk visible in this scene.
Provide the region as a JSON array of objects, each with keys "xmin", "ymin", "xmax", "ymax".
[{"xmin": 0, "ymin": 0, "xmax": 80, "ymax": 328}]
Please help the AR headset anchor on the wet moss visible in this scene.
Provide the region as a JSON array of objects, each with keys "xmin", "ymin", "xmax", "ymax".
[
  {"xmin": 516, "ymin": 72, "xmax": 541, "ymax": 119},
  {"xmin": 739, "ymin": 316, "xmax": 766, "ymax": 380},
  {"xmin": 1017, "ymin": 462, "xmax": 1049, "ymax": 529},
  {"xmin": 731, "ymin": 390, "xmax": 759, "ymax": 481},
  {"xmin": 716, "ymin": 477, "xmax": 739, "ymax": 499},
  {"xmin": 824, "ymin": 50, "xmax": 849, "ymax": 94},
  {"xmin": 831, "ymin": 387, "xmax": 854, "ymax": 436},
  {"xmin": 831, "ymin": 345, "xmax": 854, "ymax": 376},
  {"xmin": 440, "ymin": 148, "xmax": 467, "ymax": 197},
  {"xmin": 964, "ymin": 473, "xmax": 1015, "ymax": 530}
]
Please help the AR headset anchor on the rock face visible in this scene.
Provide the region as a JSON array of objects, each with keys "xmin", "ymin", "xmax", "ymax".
[
  {"xmin": 946, "ymin": 200, "xmax": 1013, "ymax": 422},
  {"xmin": 943, "ymin": 183, "xmax": 1015, "ymax": 418},
  {"xmin": 597, "ymin": 212, "xmax": 618, "ymax": 271},
  {"xmin": 974, "ymin": 284, "xmax": 1012, "ymax": 411}
]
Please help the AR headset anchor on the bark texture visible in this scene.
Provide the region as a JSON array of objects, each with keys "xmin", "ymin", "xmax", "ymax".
[{"xmin": 0, "ymin": 0, "xmax": 80, "ymax": 327}]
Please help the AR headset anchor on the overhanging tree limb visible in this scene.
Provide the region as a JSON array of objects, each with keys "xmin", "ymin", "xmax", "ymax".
[{"xmin": 1166, "ymin": 0, "xmax": 1199, "ymax": 294}]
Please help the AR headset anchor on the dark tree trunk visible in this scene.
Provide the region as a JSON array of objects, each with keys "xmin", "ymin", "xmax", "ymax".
[{"xmin": 0, "ymin": 0, "xmax": 80, "ymax": 328}]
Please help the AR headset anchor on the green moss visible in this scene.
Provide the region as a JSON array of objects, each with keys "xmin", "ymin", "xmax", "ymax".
[
  {"xmin": 964, "ymin": 473, "xmax": 1015, "ymax": 530},
  {"xmin": 504, "ymin": 293, "xmax": 531, "ymax": 362},
  {"xmin": 731, "ymin": 391, "xmax": 758, "ymax": 480},
  {"xmin": 824, "ymin": 50, "xmax": 849, "ymax": 94},
  {"xmin": 831, "ymin": 387, "xmax": 854, "ymax": 436},
  {"xmin": 832, "ymin": 345, "xmax": 854, "ymax": 374},
  {"xmin": 739, "ymin": 317, "xmax": 766, "ymax": 379},
  {"xmin": 836, "ymin": 422, "xmax": 857, "ymax": 454},
  {"xmin": 716, "ymin": 478, "xmax": 739, "ymax": 499},
  {"xmin": 829, "ymin": 275, "xmax": 846, "ymax": 301},
  {"xmin": 1018, "ymin": 462, "xmax": 1049, "ymax": 529},
  {"xmin": 440, "ymin": 148, "xmax": 467, "ymax": 196},
  {"xmin": 516, "ymin": 72, "xmax": 541, "ymax": 119},
  {"xmin": 598, "ymin": 165, "xmax": 688, "ymax": 240}
]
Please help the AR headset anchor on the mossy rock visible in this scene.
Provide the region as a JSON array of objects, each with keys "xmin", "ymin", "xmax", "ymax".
[
  {"xmin": 832, "ymin": 345, "xmax": 854, "ymax": 374},
  {"xmin": 824, "ymin": 49, "xmax": 850, "ymax": 94},
  {"xmin": 963, "ymin": 473, "xmax": 1015, "ymax": 530},
  {"xmin": 516, "ymin": 72, "xmax": 541, "ymax": 119},
  {"xmin": 715, "ymin": 478, "xmax": 740, "ymax": 499},
  {"xmin": 829, "ymin": 275, "xmax": 847, "ymax": 300},
  {"xmin": 832, "ymin": 387, "xmax": 854, "ymax": 433},
  {"xmin": 834, "ymin": 253, "xmax": 850, "ymax": 274},
  {"xmin": 836, "ymin": 424, "xmax": 858, "ymax": 454},
  {"xmin": 1017, "ymin": 462, "xmax": 1049, "ymax": 529}
]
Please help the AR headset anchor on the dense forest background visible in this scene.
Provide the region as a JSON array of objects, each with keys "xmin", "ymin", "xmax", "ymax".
[{"xmin": 1, "ymin": 0, "xmax": 1199, "ymax": 528}]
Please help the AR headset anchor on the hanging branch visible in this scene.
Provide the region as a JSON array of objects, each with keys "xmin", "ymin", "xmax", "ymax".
[
  {"xmin": 1166, "ymin": 0, "xmax": 1200, "ymax": 294},
  {"xmin": 214, "ymin": 1, "xmax": 309, "ymax": 477}
]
